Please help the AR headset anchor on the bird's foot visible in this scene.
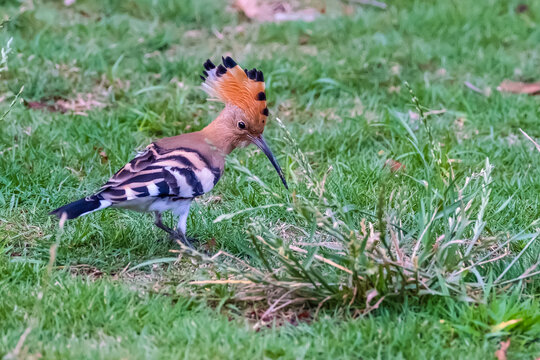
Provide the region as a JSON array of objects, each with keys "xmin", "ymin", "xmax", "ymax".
[
  {"xmin": 170, "ymin": 231, "xmax": 195, "ymax": 249},
  {"xmin": 186, "ymin": 236, "xmax": 199, "ymax": 245}
]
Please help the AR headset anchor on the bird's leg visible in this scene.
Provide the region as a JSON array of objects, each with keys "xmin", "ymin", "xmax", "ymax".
[
  {"xmin": 172, "ymin": 199, "xmax": 195, "ymax": 248},
  {"xmin": 154, "ymin": 211, "xmax": 193, "ymax": 247},
  {"xmin": 154, "ymin": 211, "xmax": 173, "ymax": 235}
]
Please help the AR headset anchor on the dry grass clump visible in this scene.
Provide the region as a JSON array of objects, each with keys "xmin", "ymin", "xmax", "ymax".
[{"xmin": 175, "ymin": 87, "xmax": 539, "ymax": 321}]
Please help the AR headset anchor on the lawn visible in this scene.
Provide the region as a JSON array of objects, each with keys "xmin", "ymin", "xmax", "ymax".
[{"xmin": 1, "ymin": 0, "xmax": 539, "ymax": 359}]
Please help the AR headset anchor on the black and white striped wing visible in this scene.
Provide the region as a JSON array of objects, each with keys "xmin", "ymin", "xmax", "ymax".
[{"xmin": 97, "ymin": 143, "xmax": 222, "ymax": 204}]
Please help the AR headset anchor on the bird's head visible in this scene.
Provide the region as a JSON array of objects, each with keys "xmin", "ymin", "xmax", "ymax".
[{"xmin": 200, "ymin": 56, "xmax": 288, "ymax": 189}]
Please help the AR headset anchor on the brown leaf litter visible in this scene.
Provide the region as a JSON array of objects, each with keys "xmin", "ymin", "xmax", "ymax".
[
  {"xmin": 248, "ymin": 307, "xmax": 312, "ymax": 330},
  {"xmin": 233, "ymin": 0, "xmax": 323, "ymax": 22},
  {"xmin": 384, "ymin": 159, "xmax": 405, "ymax": 172},
  {"xmin": 24, "ymin": 93, "xmax": 105, "ymax": 115},
  {"xmin": 494, "ymin": 339, "xmax": 510, "ymax": 360},
  {"xmin": 94, "ymin": 146, "xmax": 109, "ymax": 163},
  {"xmin": 497, "ymin": 80, "xmax": 540, "ymax": 95}
]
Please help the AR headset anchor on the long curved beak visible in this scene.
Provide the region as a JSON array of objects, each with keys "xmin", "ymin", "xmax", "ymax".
[{"xmin": 250, "ymin": 135, "xmax": 288, "ymax": 189}]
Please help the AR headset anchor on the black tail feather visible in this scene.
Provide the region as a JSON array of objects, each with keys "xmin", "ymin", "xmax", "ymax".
[{"xmin": 50, "ymin": 196, "xmax": 105, "ymax": 220}]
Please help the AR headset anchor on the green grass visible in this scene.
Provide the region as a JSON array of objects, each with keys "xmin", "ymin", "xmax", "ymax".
[{"xmin": 1, "ymin": 0, "xmax": 539, "ymax": 358}]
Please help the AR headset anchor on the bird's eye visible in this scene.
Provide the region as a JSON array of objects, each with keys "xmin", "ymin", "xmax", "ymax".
[{"xmin": 238, "ymin": 121, "xmax": 246, "ymax": 129}]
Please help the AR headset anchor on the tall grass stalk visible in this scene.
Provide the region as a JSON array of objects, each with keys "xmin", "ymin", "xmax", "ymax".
[
  {"xmin": 0, "ymin": 37, "xmax": 12, "ymax": 73},
  {"xmin": 1, "ymin": 37, "xmax": 23, "ymax": 121}
]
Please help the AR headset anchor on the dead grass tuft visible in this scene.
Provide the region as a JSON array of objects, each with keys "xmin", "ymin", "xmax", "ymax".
[{"xmin": 173, "ymin": 88, "xmax": 540, "ymax": 318}]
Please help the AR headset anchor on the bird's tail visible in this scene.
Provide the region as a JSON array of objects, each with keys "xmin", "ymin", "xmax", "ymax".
[{"xmin": 50, "ymin": 195, "xmax": 111, "ymax": 221}]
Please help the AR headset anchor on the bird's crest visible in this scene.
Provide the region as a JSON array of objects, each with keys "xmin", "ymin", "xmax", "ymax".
[{"xmin": 200, "ymin": 56, "xmax": 268, "ymax": 127}]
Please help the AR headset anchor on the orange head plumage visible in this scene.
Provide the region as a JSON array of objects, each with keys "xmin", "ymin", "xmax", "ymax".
[
  {"xmin": 200, "ymin": 56, "xmax": 268, "ymax": 135},
  {"xmin": 200, "ymin": 56, "xmax": 287, "ymax": 189}
]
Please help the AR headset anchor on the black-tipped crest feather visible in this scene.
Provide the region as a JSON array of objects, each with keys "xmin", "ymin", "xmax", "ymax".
[
  {"xmin": 222, "ymin": 56, "xmax": 237, "ymax": 68},
  {"xmin": 203, "ymin": 59, "xmax": 215, "ymax": 70},
  {"xmin": 247, "ymin": 69, "xmax": 257, "ymax": 80},
  {"xmin": 216, "ymin": 64, "xmax": 227, "ymax": 76}
]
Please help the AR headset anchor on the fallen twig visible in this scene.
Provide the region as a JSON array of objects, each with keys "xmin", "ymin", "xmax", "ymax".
[
  {"xmin": 464, "ymin": 81, "xmax": 490, "ymax": 96},
  {"xmin": 519, "ymin": 128, "xmax": 540, "ymax": 152}
]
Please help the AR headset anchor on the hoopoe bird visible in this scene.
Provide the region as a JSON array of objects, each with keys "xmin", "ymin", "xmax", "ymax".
[{"xmin": 50, "ymin": 56, "xmax": 288, "ymax": 248}]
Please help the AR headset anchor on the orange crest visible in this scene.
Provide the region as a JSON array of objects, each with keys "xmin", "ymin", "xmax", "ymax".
[{"xmin": 200, "ymin": 56, "xmax": 268, "ymax": 130}]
